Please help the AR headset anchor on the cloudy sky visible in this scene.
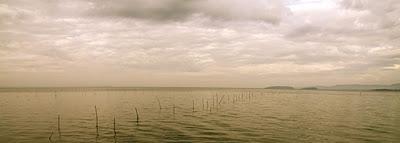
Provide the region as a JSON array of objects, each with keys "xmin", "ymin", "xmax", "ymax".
[{"xmin": 0, "ymin": 0, "xmax": 399, "ymax": 87}]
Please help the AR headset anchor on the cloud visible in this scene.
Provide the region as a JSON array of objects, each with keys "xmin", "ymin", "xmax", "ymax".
[
  {"xmin": 0, "ymin": 0, "xmax": 399, "ymax": 87},
  {"xmin": 384, "ymin": 64, "xmax": 400, "ymax": 70},
  {"xmin": 83, "ymin": 0, "xmax": 289, "ymax": 24},
  {"xmin": 340, "ymin": 0, "xmax": 400, "ymax": 28},
  {"xmin": 0, "ymin": 4, "xmax": 39, "ymax": 26}
]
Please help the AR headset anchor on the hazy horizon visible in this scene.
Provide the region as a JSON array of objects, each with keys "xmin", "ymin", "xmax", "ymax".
[
  {"xmin": 0, "ymin": 82, "xmax": 399, "ymax": 89},
  {"xmin": 1, "ymin": 0, "xmax": 399, "ymax": 87}
]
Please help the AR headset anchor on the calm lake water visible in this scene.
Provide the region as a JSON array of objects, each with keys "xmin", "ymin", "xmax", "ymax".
[{"xmin": 0, "ymin": 88, "xmax": 399, "ymax": 142}]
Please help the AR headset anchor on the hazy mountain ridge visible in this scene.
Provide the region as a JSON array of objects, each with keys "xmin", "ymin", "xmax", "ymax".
[
  {"xmin": 316, "ymin": 83, "xmax": 400, "ymax": 91},
  {"xmin": 265, "ymin": 83, "xmax": 400, "ymax": 91},
  {"xmin": 265, "ymin": 86, "xmax": 295, "ymax": 89}
]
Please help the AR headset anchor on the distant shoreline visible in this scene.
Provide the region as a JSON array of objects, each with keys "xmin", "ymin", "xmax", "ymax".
[{"xmin": 0, "ymin": 86, "xmax": 398, "ymax": 92}]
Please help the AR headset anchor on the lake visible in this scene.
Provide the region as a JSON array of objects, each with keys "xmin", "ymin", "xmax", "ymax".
[{"xmin": 0, "ymin": 88, "xmax": 399, "ymax": 142}]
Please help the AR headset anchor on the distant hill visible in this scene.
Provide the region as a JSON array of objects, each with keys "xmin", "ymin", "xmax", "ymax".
[
  {"xmin": 300, "ymin": 87, "xmax": 318, "ymax": 90},
  {"xmin": 265, "ymin": 86, "xmax": 295, "ymax": 90},
  {"xmin": 316, "ymin": 83, "xmax": 400, "ymax": 91},
  {"xmin": 262, "ymin": 83, "xmax": 400, "ymax": 91},
  {"xmin": 372, "ymin": 89, "xmax": 400, "ymax": 92},
  {"xmin": 391, "ymin": 83, "xmax": 400, "ymax": 87}
]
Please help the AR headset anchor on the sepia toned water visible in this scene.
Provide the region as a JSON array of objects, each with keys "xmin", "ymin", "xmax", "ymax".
[{"xmin": 0, "ymin": 88, "xmax": 399, "ymax": 142}]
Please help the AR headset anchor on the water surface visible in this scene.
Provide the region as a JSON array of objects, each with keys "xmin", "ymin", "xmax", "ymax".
[{"xmin": 0, "ymin": 88, "xmax": 399, "ymax": 142}]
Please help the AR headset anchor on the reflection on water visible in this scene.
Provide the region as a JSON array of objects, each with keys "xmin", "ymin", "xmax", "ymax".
[{"xmin": 0, "ymin": 88, "xmax": 399, "ymax": 142}]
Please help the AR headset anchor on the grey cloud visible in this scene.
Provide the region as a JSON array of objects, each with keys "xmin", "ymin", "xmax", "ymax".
[
  {"xmin": 340, "ymin": 0, "xmax": 399, "ymax": 12},
  {"xmin": 285, "ymin": 0, "xmax": 400, "ymax": 43},
  {"xmin": 0, "ymin": 0, "xmax": 289, "ymax": 24},
  {"xmin": 0, "ymin": 4, "xmax": 38, "ymax": 26},
  {"xmin": 90, "ymin": 0, "xmax": 193, "ymax": 21},
  {"xmin": 0, "ymin": 0, "xmax": 399, "ymax": 87},
  {"xmin": 285, "ymin": 24, "xmax": 321, "ymax": 38},
  {"xmin": 340, "ymin": 0, "xmax": 400, "ymax": 28},
  {"xmin": 87, "ymin": 0, "xmax": 288, "ymax": 23}
]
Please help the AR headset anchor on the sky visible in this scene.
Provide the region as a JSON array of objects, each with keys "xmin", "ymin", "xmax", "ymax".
[{"xmin": 0, "ymin": 0, "xmax": 399, "ymax": 87}]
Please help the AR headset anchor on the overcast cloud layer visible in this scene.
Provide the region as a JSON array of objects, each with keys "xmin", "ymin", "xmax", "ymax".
[{"xmin": 0, "ymin": 0, "xmax": 399, "ymax": 87}]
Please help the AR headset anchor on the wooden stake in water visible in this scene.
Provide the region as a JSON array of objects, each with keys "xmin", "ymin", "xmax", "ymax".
[
  {"xmin": 202, "ymin": 98, "xmax": 204, "ymax": 110},
  {"xmin": 192, "ymin": 100, "xmax": 195, "ymax": 112},
  {"xmin": 212, "ymin": 96, "xmax": 215, "ymax": 108},
  {"xmin": 173, "ymin": 104, "xmax": 176, "ymax": 114},
  {"xmin": 218, "ymin": 95, "xmax": 225, "ymax": 105},
  {"xmin": 156, "ymin": 97, "xmax": 162, "ymax": 110},
  {"xmin": 113, "ymin": 117, "xmax": 116, "ymax": 137},
  {"xmin": 206, "ymin": 100, "xmax": 209, "ymax": 110},
  {"xmin": 57, "ymin": 115, "xmax": 61, "ymax": 137},
  {"xmin": 49, "ymin": 131, "xmax": 53, "ymax": 141},
  {"xmin": 135, "ymin": 107, "xmax": 139, "ymax": 124},
  {"xmin": 216, "ymin": 94, "xmax": 219, "ymax": 105},
  {"xmin": 95, "ymin": 106, "xmax": 99, "ymax": 136}
]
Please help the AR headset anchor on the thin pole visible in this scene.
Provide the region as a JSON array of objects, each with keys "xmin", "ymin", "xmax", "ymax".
[
  {"xmin": 216, "ymin": 94, "xmax": 219, "ymax": 105},
  {"xmin": 113, "ymin": 117, "xmax": 116, "ymax": 137},
  {"xmin": 156, "ymin": 97, "xmax": 162, "ymax": 110},
  {"xmin": 202, "ymin": 98, "xmax": 204, "ymax": 110},
  {"xmin": 173, "ymin": 104, "xmax": 175, "ymax": 114},
  {"xmin": 206, "ymin": 100, "xmax": 208, "ymax": 110},
  {"xmin": 212, "ymin": 96, "xmax": 214, "ymax": 108},
  {"xmin": 95, "ymin": 106, "xmax": 99, "ymax": 136},
  {"xmin": 57, "ymin": 115, "xmax": 61, "ymax": 137},
  {"xmin": 135, "ymin": 107, "xmax": 139, "ymax": 124},
  {"xmin": 49, "ymin": 131, "xmax": 53, "ymax": 141},
  {"xmin": 218, "ymin": 95, "xmax": 225, "ymax": 105}
]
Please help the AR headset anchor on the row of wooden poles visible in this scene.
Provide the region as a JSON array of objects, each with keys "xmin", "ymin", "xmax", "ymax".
[
  {"xmin": 49, "ymin": 106, "xmax": 138, "ymax": 142},
  {"xmin": 48, "ymin": 91, "xmax": 257, "ymax": 141}
]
